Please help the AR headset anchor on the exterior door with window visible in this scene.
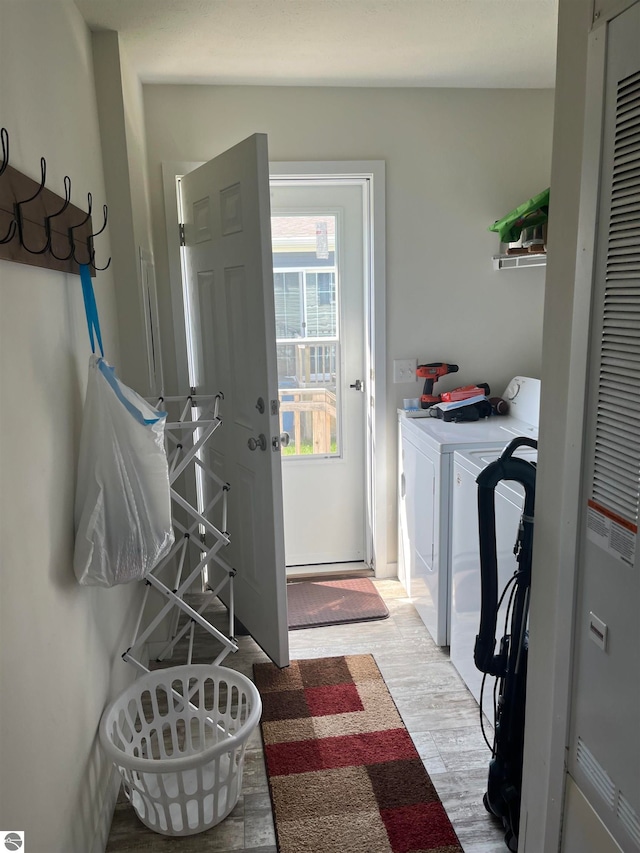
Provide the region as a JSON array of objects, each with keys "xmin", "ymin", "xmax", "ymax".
[{"xmin": 270, "ymin": 182, "xmax": 366, "ymax": 567}]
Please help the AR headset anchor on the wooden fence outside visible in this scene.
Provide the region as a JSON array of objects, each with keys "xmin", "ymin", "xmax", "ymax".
[{"xmin": 278, "ymin": 387, "xmax": 337, "ymax": 455}]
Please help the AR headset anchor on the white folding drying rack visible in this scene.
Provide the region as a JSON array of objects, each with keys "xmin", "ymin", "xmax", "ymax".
[{"xmin": 123, "ymin": 393, "xmax": 239, "ymax": 675}]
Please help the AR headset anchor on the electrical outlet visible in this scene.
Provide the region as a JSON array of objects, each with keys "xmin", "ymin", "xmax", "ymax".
[{"xmin": 393, "ymin": 358, "xmax": 417, "ymax": 384}]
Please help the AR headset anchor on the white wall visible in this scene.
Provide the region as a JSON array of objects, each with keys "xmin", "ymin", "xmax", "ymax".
[
  {"xmin": 143, "ymin": 84, "xmax": 554, "ymax": 565},
  {"xmin": 92, "ymin": 31, "xmax": 155, "ymax": 395},
  {"xmin": 0, "ymin": 3, "xmax": 143, "ymax": 851}
]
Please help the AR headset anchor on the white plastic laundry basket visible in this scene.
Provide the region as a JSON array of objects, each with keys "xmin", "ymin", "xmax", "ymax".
[{"xmin": 99, "ymin": 665, "xmax": 262, "ymax": 836}]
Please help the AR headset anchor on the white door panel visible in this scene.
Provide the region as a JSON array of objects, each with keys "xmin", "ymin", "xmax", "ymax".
[
  {"xmin": 180, "ymin": 134, "xmax": 289, "ymax": 667},
  {"xmin": 270, "ymin": 183, "xmax": 366, "ymax": 567}
]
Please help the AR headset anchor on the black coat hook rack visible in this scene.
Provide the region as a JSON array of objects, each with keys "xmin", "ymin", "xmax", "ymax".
[{"xmin": 0, "ymin": 128, "xmax": 110, "ymax": 276}]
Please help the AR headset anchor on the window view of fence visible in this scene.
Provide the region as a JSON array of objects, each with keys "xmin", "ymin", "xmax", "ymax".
[
  {"xmin": 278, "ymin": 344, "xmax": 337, "ymax": 455},
  {"xmin": 272, "ymin": 215, "xmax": 339, "ymax": 457}
]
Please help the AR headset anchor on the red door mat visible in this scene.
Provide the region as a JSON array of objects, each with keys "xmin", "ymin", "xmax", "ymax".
[{"xmin": 286, "ymin": 577, "xmax": 389, "ymax": 630}]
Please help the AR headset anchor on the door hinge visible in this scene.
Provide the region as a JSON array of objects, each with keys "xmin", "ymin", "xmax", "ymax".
[{"xmin": 179, "ymin": 223, "xmax": 185, "ymax": 246}]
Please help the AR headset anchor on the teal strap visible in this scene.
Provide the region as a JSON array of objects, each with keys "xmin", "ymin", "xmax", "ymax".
[
  {"xmin": 80, "ymin": 263, "xmax": 104, "ymax": 357},
  {"xmin": 97, "ymin": 360, "xmax": 166, "ymax": 425}
]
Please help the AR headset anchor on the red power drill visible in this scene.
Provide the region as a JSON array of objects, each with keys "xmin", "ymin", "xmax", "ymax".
[{"xmin": 416, "ymin": 362, "xmax": 459, "ymax": 408}]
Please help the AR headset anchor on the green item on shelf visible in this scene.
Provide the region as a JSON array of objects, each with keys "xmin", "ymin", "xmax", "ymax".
[{"xmin": 489, "ymin": 188, "xmax": 550, "ymax": 244}]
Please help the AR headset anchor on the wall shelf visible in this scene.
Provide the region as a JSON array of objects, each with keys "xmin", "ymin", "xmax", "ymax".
[{"xmin": 492, "ymin": 252, "xmax": 547, "ymax": 271}]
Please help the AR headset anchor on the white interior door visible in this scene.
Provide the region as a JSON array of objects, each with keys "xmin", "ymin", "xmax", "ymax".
[
  {"xmin": 270, "ymin": 181, "xmax": 366, "ymax": 568},
  {"xmin": 180, "ymin": 134, "xmax": 289, "ymax": 667}
]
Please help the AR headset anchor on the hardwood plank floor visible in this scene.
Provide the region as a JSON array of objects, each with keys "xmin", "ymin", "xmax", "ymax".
[{"xmin": 105, "ymin": 579, "xmax": 507, "ymax": 852}]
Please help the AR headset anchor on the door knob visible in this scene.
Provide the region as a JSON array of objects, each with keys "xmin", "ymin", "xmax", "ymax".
[
  {"xmin": 350, "ymin": 379, "xmax": 364, "ymax": 392},
  {"xmin": 271, "ymin": 432, "xmax": 290, "ymax": 451},
  {"xmin": 247, "ymin": 434, "xmax": 267, "ymax": 451}
]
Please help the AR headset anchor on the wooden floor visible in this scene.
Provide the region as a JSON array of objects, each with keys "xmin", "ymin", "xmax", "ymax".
[{"xmin": 106, "ymin": 579, "xmax": 507, "ymax": 853}]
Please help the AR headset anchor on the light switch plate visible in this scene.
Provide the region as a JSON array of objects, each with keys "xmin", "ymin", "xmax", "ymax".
[
  {"xmin": 588, "ymin": 611, "xmax": 608, "ymax": 651},
  {"xmin": 393, "ymin": 359, "xmax": 417, "ymax": 383}
]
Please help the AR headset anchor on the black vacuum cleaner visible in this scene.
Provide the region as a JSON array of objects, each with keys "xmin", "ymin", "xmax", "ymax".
[{"xmin": 474, "ymin": 436, "xmax": 537, "ymax": 852}]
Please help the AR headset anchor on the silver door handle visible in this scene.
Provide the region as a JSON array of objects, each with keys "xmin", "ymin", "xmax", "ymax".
[
  {"xmin": 350, "ymin": 379, "xmax": 364, "ymax": 392},
  {"xmin": 248, "ymin": 434, "xmax": 267, "ymax": 451}
]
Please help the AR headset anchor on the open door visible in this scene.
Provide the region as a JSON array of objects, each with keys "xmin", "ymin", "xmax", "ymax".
[{"xmin": 180, "ymin": 134, "xmax": 289, "ymax": 667}]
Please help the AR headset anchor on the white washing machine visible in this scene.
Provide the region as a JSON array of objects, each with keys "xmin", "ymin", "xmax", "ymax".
[
  {"xmin": 397, "ymin": 376, "xmax": 540, "ymax": 646},
  {"xmin": 450, "ymin": 443, "xmax": 538, "ymax": 705}
]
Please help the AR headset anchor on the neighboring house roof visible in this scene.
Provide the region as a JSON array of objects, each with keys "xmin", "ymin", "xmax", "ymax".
[{"xmin": 272, "ymin": 215, "xmax": 336, "ymax": 254}]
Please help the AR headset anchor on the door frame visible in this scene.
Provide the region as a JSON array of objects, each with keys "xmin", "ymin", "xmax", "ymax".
[
  {"xmin": 520, "ymin": 9, "xmax": 621, "ymax": 849},
  {"xmin": 162, "ymin": 159, "xmax": 387, "ymax": 576}
]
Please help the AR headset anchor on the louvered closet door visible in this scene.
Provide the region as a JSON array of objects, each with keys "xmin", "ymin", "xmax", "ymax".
[
  {"xmin": 592, "ymin": 68, "xmax": 640, "ymax": 529},
  {"xmin": 567, "ymin": 5, "xmax": 640, "ymax": 852}
]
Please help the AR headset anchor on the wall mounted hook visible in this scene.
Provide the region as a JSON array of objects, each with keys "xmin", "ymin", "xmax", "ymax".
[
  {"xmin": 0, "ymin": 128, "xmax": 16, "ymax": 243},
  {"xmin": 89, "ymin": 204, "xmax": 111, "ymax": 270},
  {"xmin": 0, "ymin": 128, "xmax": 9, "ymax": 177},
  {"xmin": 0, "ymin": 129, "xmax": 105, "ymax": 277},
  {"xmin": 0, "ymin": 219, "xmax": 16, "ymax": 245},
  {"xmin": 46, "ymin": 176, "xmax": 74, "ymax": 261},
  {"xmin": 14, "ymin": 157, "xmax": 49, "ymax": 254},
  {"xmin": 70, "ymin": 192, "xmax": 93, "ymax": 266}
]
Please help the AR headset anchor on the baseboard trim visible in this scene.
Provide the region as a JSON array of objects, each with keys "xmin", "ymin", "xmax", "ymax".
[{"xmin": 377, "ymin": 561, "xmax": 397, "ymax": 580}]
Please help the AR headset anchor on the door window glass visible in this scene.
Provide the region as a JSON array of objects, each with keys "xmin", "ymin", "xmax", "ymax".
[{"xmin": 272, "ymin": 215, "xmax": 339, "ymax": 458}]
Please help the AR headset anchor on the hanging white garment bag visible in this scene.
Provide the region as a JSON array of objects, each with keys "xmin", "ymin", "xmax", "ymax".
[{"xmin": 73, "ymin": 265, "xmax": 174, "ymax": 587}]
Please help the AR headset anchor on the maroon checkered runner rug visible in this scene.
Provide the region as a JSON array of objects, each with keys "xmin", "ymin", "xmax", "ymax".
[{"xmin": 253, "ymin": 654, "xmax": 463, "ymax": 853}]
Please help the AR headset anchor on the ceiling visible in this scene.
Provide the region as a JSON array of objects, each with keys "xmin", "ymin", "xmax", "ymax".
[{"xmin": 74, "ymin": 0, "xmax": 558, "ymax": 89}]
